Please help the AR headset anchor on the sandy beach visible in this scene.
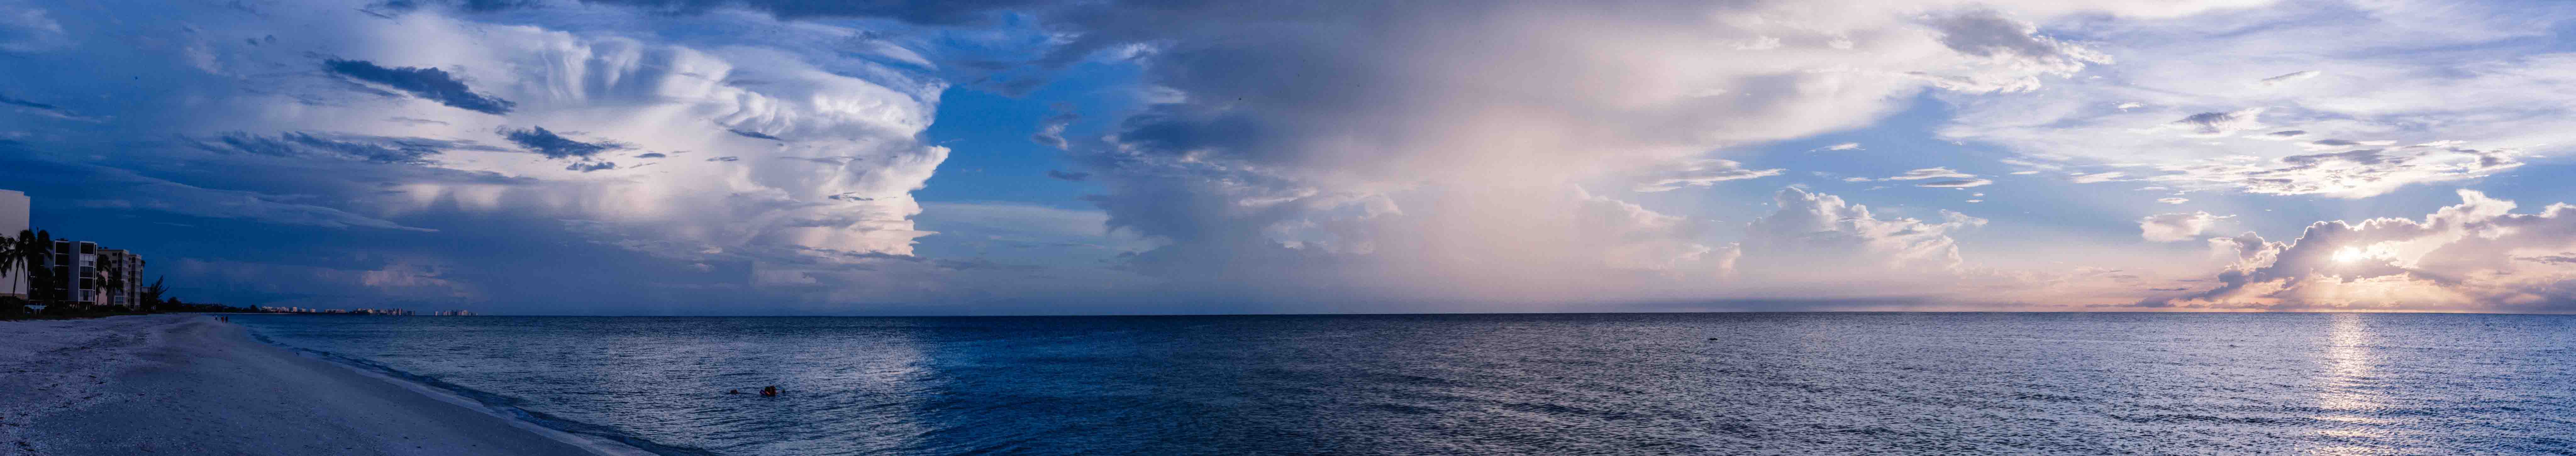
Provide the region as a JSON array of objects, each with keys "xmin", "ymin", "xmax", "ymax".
[{"xmin": 0, "ymin": 314, "xmax": 605, "ymax": 455}]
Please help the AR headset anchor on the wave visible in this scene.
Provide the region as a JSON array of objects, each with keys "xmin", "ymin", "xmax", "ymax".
[{"xmin": 241, "ymin": 327, "xmax": 722, "ymax": 456}]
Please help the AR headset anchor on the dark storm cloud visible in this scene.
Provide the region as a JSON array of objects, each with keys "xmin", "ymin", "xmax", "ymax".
[
  {"xmin": 380, "ymin": 0, "xmax": 1040, "ymax": 25},
  {"xmin": 497, "ymin": 126, "xmax": 629, "ymax": 159},
  {"xmin": 1109, "ymin": 105, "xmax": 1273, "ymax": 159},
  {"xmin": 385, "ymin": 116, "xmax": 451, "ymax": 126},
  {"xmin": 2, "ymin": 92, "xmax": 66, "ymax": 112},
  {"xmin": 570, "ymin": 0, "xmax": 1041, "ymax": 25},
  {"xmin": 323, "ymin": 59, "xmax": 518, "ymax": 115},
  {"xmin": 1, "ymin": 92, "xmax": 102, "ymax": 121},
  {"xmin": 0, "ymin": 152, "xmax": 430, "ymax": 231},
  {"xmin": 368, "ymin": 0, "xmax": 540, "ymax": 14},
  {"xmin": 200, "ymin": 132, "xmax": 495, "ymax": 164},
  {"xmin": 1046, "ymin": 169, "xmax": 1089, "ymax": 181},
  {"xmin": 728, "ymin": 128, "xmax": 784, "ymax": 141}
]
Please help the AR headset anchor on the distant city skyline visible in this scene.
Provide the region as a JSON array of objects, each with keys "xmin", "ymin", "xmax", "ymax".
[{"xmin": 3, "ymin": 0, "xmax": 2574, "ymax": 314}]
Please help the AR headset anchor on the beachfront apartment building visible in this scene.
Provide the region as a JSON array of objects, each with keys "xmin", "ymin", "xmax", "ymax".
[
  {"xmin": 99, "ymin": 249, "xmax": 145, "ymax": 308},
  {"xmin": 48, "ymin": 240, "xmax": 99, "ymax": 306},
  {"xmin": 1, "ymin": 189, "xmax": 152, "ymax": 309},
  {"xmin": 1, "ymin": 190, "xmax": 26, "ymax": 300}
]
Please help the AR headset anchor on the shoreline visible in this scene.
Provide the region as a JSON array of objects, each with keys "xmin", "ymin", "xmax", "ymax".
[{"xmin": 0, "ymin": 314, "xmax": 634, "ymax": 455}]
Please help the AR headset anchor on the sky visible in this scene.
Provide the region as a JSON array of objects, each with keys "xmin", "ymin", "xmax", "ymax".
[{"xmin": 3, "ymin": 0, "xmax": 2574, "ymax": 315}]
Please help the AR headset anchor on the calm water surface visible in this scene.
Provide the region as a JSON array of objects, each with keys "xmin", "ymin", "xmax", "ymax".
[{"xmin": 230, "ymin": 312, "xmax": 2576, "ymax": 455}]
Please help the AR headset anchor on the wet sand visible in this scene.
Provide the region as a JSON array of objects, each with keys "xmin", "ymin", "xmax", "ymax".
[{"xmin": 0, "ymin": 314, "xmax": 605, "ymax": 455}]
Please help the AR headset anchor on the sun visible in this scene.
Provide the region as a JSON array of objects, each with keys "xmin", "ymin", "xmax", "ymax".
[{"xmin": 2331, "ymin": 247, "xmax": 2368, "ymax": 264}]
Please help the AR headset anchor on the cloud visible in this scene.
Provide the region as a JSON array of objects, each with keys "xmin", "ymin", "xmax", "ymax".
[
  {"xmin": 497, "ymin": 126, "xmax": 629, "ymax": 159},
  {"xmin": 2147, "ymin": 145, "xmax": 2522, "ymax": 198},
  {"xmin": 2255, "ymin": 70, "xmax": 2321, "ymax": 87},
  {"xmin": 1814, "ymin": 142, "xmax": 1862, "ymax": 152},
  {"xmin": 0, "ymin": 0, "xmax": 2335, "ymax": 312},
  {"xmin": 1919, "ymin": 8, "xmax": 2112, "ymax": 92},
  {"xmin": 2140, "ymin": 211, "xmax": 2223, "ymax": 242},
  {"xmin": 199, "ymin": 132, "xmax": 488, "ymax": 164},
  {"xmin": 1916, "ymin": 179, "xmax": 1993, "ymax": 188},
  {"xmin": 0, "ymin": 2, "xmax": 71, "ymax": 53},
  {"xmin": 1862, "ymin": 168, "xmax": 1995, "ymax": 188},
  {"xmin": 1741, "ymin": 187, "xmax": 1986, "ymax": 277},
  {"xmin": 633, "ymin": 152, "xmax": 666, "ymax": 159},
  {"xmin": 1935, "ymin": 1, "xmax": 2573, "ymax": 211},
  {"xmin": 323, "ymin": 59, "xmax": 517, "ymax": 115},
  {"xmin": 548, "ymin": 0, "xmax": 1032, "ymax": 25},
  {"xmin": 1052, "ymin": 1, "xmax": 2123, "ymax": 306},
  {"xmin": 2158, "ymin": 197, "xmax": 2188, "ymax": 204},
  {"xmin": 727, "ymin": 129, "xmax": 784, "ymax": 141},
  {"xmin": 2299, "ymin": 138, "xmax": 2396, "ymax": 151},
  {"xmin": 0, "ymin": 0, "xmax": 973, "ymax": 311},
  {"xmin": 2071, "ymin": 171, "xmax": 2125, "ymax": 183},
  {"xmin": 1031, "ymin": 107, "xmax": 1077, "ymax": 150},
  {"xmin": 2163, "ymin": 108, "xmax": 2266, "ymax": 137},
  {"xmin": 2148, "ymin": 190, "xmax": 2576, "ymax": 312},
  {"xmin": 1045, "ymin": 169, "xmax": 1089, "ymax": 181},
  {"xmin": 1633, "ymin": 159, "xmax": 1784, "ymax": 192},
  {"xmin": 1883, "ymin": 167, "xmax": 1977, "ymax": 181},
  {"xmin": 1, "ymin": 91, "xmax": 102, "ymax": 121},
  {"xmin": 2, "ymin": 155, "xmax": 432, "ymax": 232}
]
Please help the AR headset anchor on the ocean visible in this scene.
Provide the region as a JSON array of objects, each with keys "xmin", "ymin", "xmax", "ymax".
[{"xmin": 229, "ymin": 312, "xmax": 2576, "ymax": 455}]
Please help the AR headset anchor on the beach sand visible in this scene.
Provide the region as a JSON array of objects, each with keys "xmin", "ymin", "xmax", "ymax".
[{"xmin": 1, "ymin": 314, "xmax": 604, "ymax": 455}]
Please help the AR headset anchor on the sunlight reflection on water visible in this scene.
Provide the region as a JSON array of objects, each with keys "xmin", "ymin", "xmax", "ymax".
[
  {"xmin": 233, "ymin": 312, "xmax": 2576, "ymax": 456},
  {"xmin": 2307, "ymin": 313, "xmax": 2392, "ymax": 455}
]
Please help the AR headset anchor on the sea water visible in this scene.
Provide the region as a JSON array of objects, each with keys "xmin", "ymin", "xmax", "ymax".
[{"xmin": 230, "ymin": 312, "xmax": 2576, "ymax": 455}]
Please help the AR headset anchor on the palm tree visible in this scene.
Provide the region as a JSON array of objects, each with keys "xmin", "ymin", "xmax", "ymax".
[
  {"xmin": 140, "ymin": 277, "xmax": 165, "ymax": 312},
  {"xmin": 99, "ymin": 256, "xmax": 127, "ymax": 310},
  {"xmin": 0, "ymin": 229, "xmax": 33, "ymax": 299},
  {"xmin": 25, "ymin": 230, "xmax": 56, "ymax": 304}
]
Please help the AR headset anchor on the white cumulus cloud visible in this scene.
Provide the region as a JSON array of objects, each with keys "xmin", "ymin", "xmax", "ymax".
[{"xmin": 2140, "ymin": 211, "xmax": 2224, "ymax": 242}]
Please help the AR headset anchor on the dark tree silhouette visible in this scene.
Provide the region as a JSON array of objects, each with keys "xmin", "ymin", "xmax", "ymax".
[
  {"xmin": 100, "ymin": 255, "xmax": 127, "ymax": 310},
  {"xmin": 141, "ymin": 277, "xmax": 166, "ymax": 312},
  {"xmin": 25, "ymin": 230, "xmax": 58, "ymax": 304},
  {"xmin": 1, "ymin": 229, "xmax": 32, "ymax": 299}
]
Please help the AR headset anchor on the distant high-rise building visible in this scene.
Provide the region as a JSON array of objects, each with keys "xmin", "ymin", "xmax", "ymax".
[
  {"xmin": 1, "ymin": 189, "xmax": 26, "ymax": 300},
  {"xmin": 98, "ymin": 249, "xmax": 144, "ymax": 309}
]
